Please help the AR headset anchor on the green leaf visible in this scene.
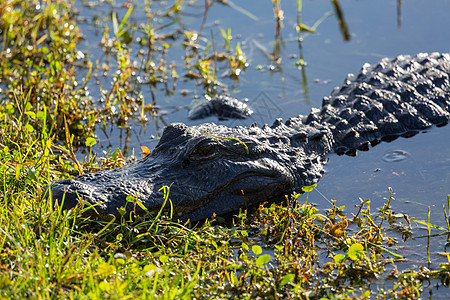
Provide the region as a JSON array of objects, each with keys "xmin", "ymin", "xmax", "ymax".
[
  {"xmin": 334, "ymin": 253, "xmax": 346, "ymax": 263},
  {"xmin": 5, "ymin": 104, "xmax": 14, "ymax": 115},
  {"xmin": 25, "ymin": 124, "xmax": 34, "ymax": 133},
  {"xmin": 126, "ymin": 194, "xmax": 137, "ymax": 202},
  {"xmin": 114, "ymin": 254, "xmax": 126, "ymax": 265},
  {"xmin": 301, "ymin": 184, "xmax": 317, "ymax": 193},
  {"xmin": 86, "ymin": 137, "xmax": 97, "ymax": 147},
  {"xmin": 211, "ymin": 240, "xmax": 218, "ymax": 249},
  {"xmin": 135, "ymin": 200, "xmax": 149, "ymax": 212},
  {"xmin": 348, "ymin": 243, "xmax": 365, "ymax": 261},
  {"xmin": 26, "ymin": 111, "xmax": 36, "ymax": 119},
  {"xmin": 252, "ymin": 245, "xmax": 262, "ymax": 255},
  {"xmin": 120, "ymin": 31, "xmax": 132, "ymax": 45},
  {"xmin": 414, "ymin": 220, "xmax": 448, "ymax": 231},
  {"xmin": 117, "ymin": 206, "xmax": 126, "ymax": 216},
  {"xmin": 99, "ymin": 281, "xmax": 111, "ymax": 292},
  {"xmin": 241, "ymin": 242, "xmax": 249, "ymax": 252},
  {"xmin": 143, "ymin": 264, "xmax": 156, "ymax": 273},
  {"xmin": 36, "ymin": 110, "xmax": 46, "ymax": 120},
  {"xmin": 159, "ymin": 255, "xmax": 169, "ymax": 263},
  {"xmin": 280, "ymin": 273, "xmax": 295, "ymax": 287},
  {"xmin": 112, "ymin": 148, "xmax": 121, "ymax": 160},
  {"xmin": 116, "ymin": 233, "xmax": 123, "ymax": 242},
  {"xmin": 291, "ymin": 192, "xmax": 300, "ymax": 200},
  {"xmin": 27, "ymin": 169, "xmax": 37, "ymax": 182},
  {"xmin": 299, "ymin": 23, "xmax": 316, "ymax": 33},
  {"xmin": 117, "ymin": 5, "xmax": 133, "ymax": 36},
  {"xmin": 255, "ymin": 254, "xmax": 271, "ymax": 266},
  {"xmin": 50, "ymin": 60, "xmax": 62, "ymax": 72}
]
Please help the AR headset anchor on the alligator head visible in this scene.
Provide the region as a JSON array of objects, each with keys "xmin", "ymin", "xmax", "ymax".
[{"xmin": 50, "ymin": 121, "xmax": 332, "ymax": 221}]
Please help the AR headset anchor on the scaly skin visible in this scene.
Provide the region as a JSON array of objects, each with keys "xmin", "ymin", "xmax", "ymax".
[
  {"xmin": 188, "ymin": 95, "xmax": 254, "ymax": 120},
  {"xmin": 50, "ymin": 52, "xmax": 450, "ymax": 221}
]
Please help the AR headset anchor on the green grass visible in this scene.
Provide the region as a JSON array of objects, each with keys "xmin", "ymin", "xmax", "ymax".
[{"xmin": 1, "ymin": 0, "xmax": 450, "ymax": 299}]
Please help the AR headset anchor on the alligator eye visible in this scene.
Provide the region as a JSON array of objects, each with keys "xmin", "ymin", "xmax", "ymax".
[
  {"xmin": 182, "ymin": 141, "xmax": 221, "ymax": 168},
  {"xmin": 189, "ymin": 143, "xmax": 218, "ymax": 161}
]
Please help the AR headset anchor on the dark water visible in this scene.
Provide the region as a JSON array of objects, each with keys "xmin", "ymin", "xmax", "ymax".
[{"xmin": 76, "ymin": 0, "xmax": 450, "ymax": 292}]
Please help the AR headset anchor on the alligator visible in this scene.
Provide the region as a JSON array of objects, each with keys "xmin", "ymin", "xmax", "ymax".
[
  {"xmin": 188, "ymin": 95, "xmax": 253, "ymax": 120},
  {"xmin": 50, "ymin": 52, "xmax": 450, "ymax": 221}
]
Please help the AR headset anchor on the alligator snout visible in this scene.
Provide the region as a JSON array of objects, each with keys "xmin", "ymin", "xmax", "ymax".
[{"xmin": 50, "ymin": 178, "xmax": 96, "ymax": 212}]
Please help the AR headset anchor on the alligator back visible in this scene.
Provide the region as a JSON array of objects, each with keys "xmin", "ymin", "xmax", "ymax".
[{"xmin": 304, "ymin": 52, "xmax": 450, "ymax": 155}]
